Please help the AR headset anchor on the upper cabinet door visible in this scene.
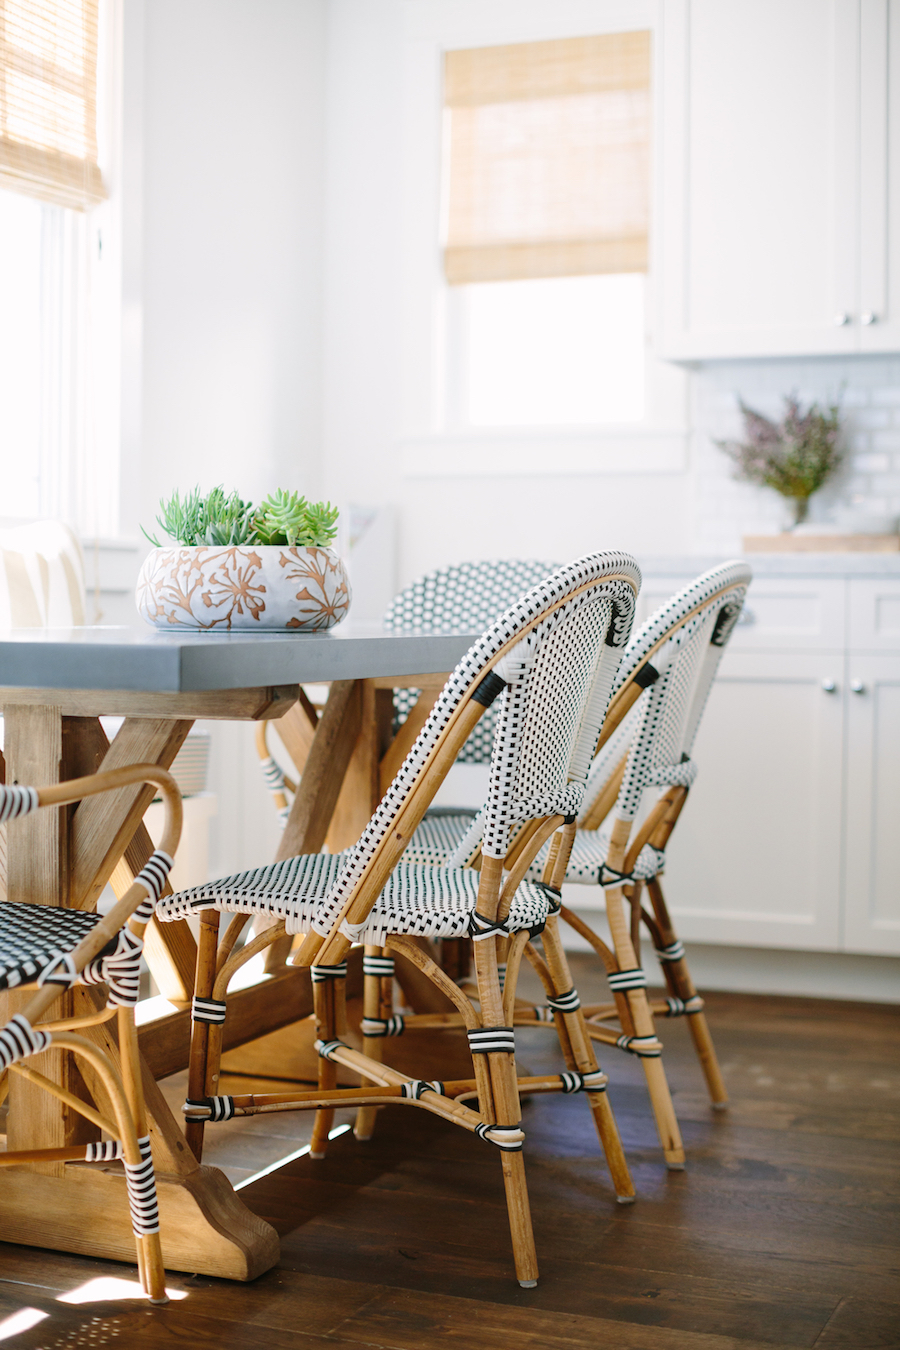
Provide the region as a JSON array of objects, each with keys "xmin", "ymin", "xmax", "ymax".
[
  {"xmin": 657, "ymin": 0, "xmax": 897, "ymax": 359},
  {"xmin": 859, "ymin": 0, "xmax": 900, "ymax": 350}
]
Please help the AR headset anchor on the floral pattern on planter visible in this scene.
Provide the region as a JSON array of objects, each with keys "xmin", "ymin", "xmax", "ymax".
[{"xmin": 136, "ymin": 545, "xmax": 351, "ymax": 631}]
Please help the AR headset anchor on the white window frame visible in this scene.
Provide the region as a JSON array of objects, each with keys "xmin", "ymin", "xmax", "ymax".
[
  {"xmin": 0, "ymin": 0, "xmax": 125, "ymax": 540},
  {"xmin": 396, "ymin": 0, "xmax": 687, "ymax": 480}
]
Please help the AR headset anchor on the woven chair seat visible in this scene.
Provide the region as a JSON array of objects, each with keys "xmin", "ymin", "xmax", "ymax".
[
  {"xmin": 403, "ymin": 813, "xmax": 664, "ymax": 886},
  {"xmin": 0, "ymin": 902, "xmax": 116, "ymax": 991},
  {"xmin": 528, "ymin": 826, "xmax": 665, "ymax": 886},
  {"xmin": 156, "ymin": 852, "xmax": 557, "ymax": 946},
  {"xmin": 402, "ymin": 808, "xmax": 480, "ymax": 867}
]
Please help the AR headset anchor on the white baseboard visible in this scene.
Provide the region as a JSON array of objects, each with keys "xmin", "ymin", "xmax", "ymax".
[{"xmin": 563, "ymin": 909, "xmax": 900, "ymax": 1004}]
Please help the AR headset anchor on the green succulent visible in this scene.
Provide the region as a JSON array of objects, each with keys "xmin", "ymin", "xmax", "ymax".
[
  {"xmin": 142, "ymin": 486, "xmax": 257, "ymax": 547},
  {"xmin": 253, "ymin": 490, "xmax": 339, "ymax": 548},
  {"xmin": 142, "ymin": 486, "xmax": 339, "ymax": 549}
]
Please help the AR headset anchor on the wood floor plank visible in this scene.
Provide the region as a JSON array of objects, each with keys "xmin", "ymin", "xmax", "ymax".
[
  {"xmin": 334, "ymin": 1286, "xmax": 813, "ymax": 1350},
  {"xmin": 812, "ymin": 1296, "xmax": 900, "ymax": 1348}
]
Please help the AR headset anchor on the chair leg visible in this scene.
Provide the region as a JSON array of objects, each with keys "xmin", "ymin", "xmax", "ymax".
[
  {"xmin": 116, "ymin": 1008, "xmax": 167, "ymax": 1304},
  {"xmin": 539, "ymin": 918, "xmax": 635, "ymax": 1203},
  {"xmin": 185, "ymin": 910, "xmax": 221, "ymax": 1162},
  {"xmin": 310, "ymin": 976, "xmax": 338, "ymax": 1158},
  {"xmin": 354, "ymin": 945, "xmax": 389, "ymax": 1142},
  {"xmin": 647, "ymin": 877, "xmax": 728, "ymax": 1109},
  {"xmin": 473, "ymin": 936, "xmax": 539, "ymax": 1288},
  {"xmin": 605, "ymin": 884, "xmax": 685, "ymax": 1170}
]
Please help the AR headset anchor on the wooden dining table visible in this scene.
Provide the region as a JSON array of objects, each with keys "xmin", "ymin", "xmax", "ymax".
[{"xmin": 0, "ymin": 620, "xmax": 478, "ymax": 1279}]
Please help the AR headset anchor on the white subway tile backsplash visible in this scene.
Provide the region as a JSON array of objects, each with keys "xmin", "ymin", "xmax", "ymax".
[
  {"xmin": 850, "ymin": 409, "xmax": 892, "ymax": 430},
  {"xmin": 854, "ymin": 453, "xmax": 891, "ymax": 473}
]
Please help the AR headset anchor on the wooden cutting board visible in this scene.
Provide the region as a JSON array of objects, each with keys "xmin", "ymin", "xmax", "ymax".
[{"xmin": 743, "ymin": 533, "xmax": 900, "ymax": 552}]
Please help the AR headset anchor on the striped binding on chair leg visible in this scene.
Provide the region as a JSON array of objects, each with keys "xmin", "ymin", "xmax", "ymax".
[
  {"xmin": 314, "ymin": 1038, "xmax": 347, "ymax": 1061},
  {"xmin": 607, "ymin": 968, "xmax": 648, "ymax": 992},
  {"xmin": 474, "ymin": 1123, "xmax": 525, "ymax": 1151},
  {"xmin": 400, "ymin": 1080, "xmax": 446, "ymax": 1099},
  {"xmin": 260, "ymin": 755, "xmax": 287, "ymax": 794},
  {"xmin": 182, "ymin": 1096, "xmax": 236, "ymax": 1122},
  {"xmin": 546, "ymin": 987, "xmax": 581, "ymax": 1013},
  {"xmin": 131, "ymin": 851, "xmax": 175, "ymax": 924},
  {"xmin": 0, "ymin": 1014, "xmax": 51, "ymax": 1070},
  {"xmin": 467, "ymin": 1026, "xmax": 516, "ymax": 1054},
  {"xmin": 0, "ymin": 786, "xmax": 39, "ymax": 822},
  {"xmin": 192, "ymin": 997, "xmax": 227, "ymax": 1024},
  {"xmin": 656, "ymin": 940, "xmax": 685, "ymax": 963},
  {"xmin": 616, "ymin": 1034, "xmax": 663, "ymax": 1057},
  {"xmin": 85, "ymin": 1139, "xmax": 125, "ymax": 1162},
  {"xmin": 81, "ymin": 928, "xmax": 144, "ymax": 1007},
  {"xmin": 362, "ymin": 955, "xmax": 394, "ymax": 978},
  {"xmin": 559, "ymin": 1069, "xmax": 607, "ymax": 1093},
  {"xmin": 124, "ymin": 1136, "xmax": 160, "ymax": 1236},
  {"xmin": 361, "ymin": 1015, "xmax": 405, "ymax": 1037},
  {"xmin": 665, "ymin": 995, "xmax": 704, "ymax": 1017},
  {"xmin": 312, "ymin": 962, "xmax": 349, "ymax": 982}
]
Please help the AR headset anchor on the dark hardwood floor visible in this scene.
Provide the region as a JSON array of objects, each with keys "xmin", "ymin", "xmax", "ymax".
[{"xmin": 1, "ymin": 962, "xmax": 898, "ymax": 1349}]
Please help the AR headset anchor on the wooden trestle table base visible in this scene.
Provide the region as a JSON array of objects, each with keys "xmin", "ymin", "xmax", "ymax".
[{"xmin": 0, "ymin": 622, "xmax": 475, "ymax": 1278}]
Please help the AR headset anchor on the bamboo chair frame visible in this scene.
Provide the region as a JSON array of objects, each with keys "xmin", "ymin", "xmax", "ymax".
[
  {"xmin": 0, "ymin": 763, "xmax": 183, "ymax": 1303},
  {"xmin": 505, "ymin": 571, "xmax": 749, "ymax": 1171},
  {"xmin": 396, "ymin": 571, "xmax": 748, "ymax": 1170},
  {"xmin": 172, "ymin": 563, "xmax": 640, "ymax": 1288}
]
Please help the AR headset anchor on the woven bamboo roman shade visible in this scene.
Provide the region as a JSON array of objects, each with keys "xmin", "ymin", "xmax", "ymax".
[
  {"xmin": 443, "ymin": 32, "xmax": 650, "ymax": 285},
  {"xmin": 0, "ymin": 0, "xmax": 105, "ymax": 210}
]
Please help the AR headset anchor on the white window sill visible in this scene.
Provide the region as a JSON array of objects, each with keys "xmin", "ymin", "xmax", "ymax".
[{"xmin": 400, "ymin": 426, "xmax": 687, "ymax": 478}]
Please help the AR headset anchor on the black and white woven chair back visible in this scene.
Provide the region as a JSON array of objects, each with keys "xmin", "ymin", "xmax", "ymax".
[
  {"xmin": 313, "ymin": 552, "xmax": 639, "ymax": 939},
  {"xmin": 596, "ymin": 560, "xmax": 750, "ymax": 826},
  {"xmin": 384, "ymin": 560, "xmax": 558, "ymax": 765}
]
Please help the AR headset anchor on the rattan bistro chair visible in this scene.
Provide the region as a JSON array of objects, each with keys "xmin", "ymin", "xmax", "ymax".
[
  {"xmin": 155, "ymin": 552, "xmax": 641, "ymax": 1288},
  {"xmin": 514, "ymin": 561, "xmax": 752, "ymax": 1166},
  {"xmin": 0, "ymin": 765, "xmax": 182, "ymax": 1303},
  {"xmin": 401, "ymin": 561, "xmax": 751, "ymax": 1168}
]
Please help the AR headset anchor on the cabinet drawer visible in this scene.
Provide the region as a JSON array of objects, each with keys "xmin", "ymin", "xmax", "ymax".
[{"xmin": 848, "ymin": 578, "xmax": 900, "ymax": 650}]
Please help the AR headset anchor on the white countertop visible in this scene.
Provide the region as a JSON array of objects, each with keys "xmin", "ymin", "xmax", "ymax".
[{"xmin": 638, "ymin": 553, "xmax": 900, "ymax": 578}]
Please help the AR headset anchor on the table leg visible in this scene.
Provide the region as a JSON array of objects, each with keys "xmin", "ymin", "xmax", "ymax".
[{"xmin": 263, "ymin": 679, "xmax": 364, "ymax": 968}]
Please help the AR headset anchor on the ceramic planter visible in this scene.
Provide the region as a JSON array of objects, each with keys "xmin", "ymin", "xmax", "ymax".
[{"xmin": 136, "ymin": 544, "xmax": 351, "ymax": 631}]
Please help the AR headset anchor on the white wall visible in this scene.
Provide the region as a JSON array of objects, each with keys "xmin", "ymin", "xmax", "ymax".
[
  {"xmin": 121, "ymin": 0, "xmax": 329, "ymax": 877},
  {"xmin": 127, "ymin": 0, "xmax": 328, "ymax": 542}
]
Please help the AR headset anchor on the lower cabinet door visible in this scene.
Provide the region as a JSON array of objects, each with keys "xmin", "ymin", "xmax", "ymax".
[
  {"xmin": 660, "ymin": 650, "xmax": 844, "ymax": 950},
  {"xmin": 843, "ymin": 653, "xmax": 900, "ymax": 956}
]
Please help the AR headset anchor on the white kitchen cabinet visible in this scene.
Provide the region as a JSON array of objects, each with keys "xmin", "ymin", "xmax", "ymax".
[
  {"xmin": 843, "ymin": 655, "xmax": 900, "ymax": 955},
  {"xmin": 632, "ymin": 565, "xmax": 900, "ymax": 957},
  {"xmin": 657, "ymin": 0, "xmax": 900, "ymax": 359},
  {"xmin": 660, "ymin": 650, "xmax": 845, "ymax": 950}
]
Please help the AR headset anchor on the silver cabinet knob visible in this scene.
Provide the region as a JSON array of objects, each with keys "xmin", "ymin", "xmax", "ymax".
[
  {"xmin": 851, "ymin": 679, "xmax": 866, "ymax": 694},
  {"xmin": 834, "ymin": 313, "xmax": 851, "ymax": 326},
  {"xmin": 861, "ymin": 312, "xmax": 877, "ymax": 325},
  {"xmin": 822, "ymin": 678, "xmax": 837, "ymax": 692}
]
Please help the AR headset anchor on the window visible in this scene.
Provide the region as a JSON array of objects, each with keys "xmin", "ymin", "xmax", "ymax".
[
  {"xmin": 441, "ymin": 32, "xmax": 653, "ymax": 432},
  {"xmin": 0, "ymin": 187, "xmax": 42, "ymax": 515},
  {"xmin": 0, "ymin": 0, "xmax": 115, "ymax": 535}
]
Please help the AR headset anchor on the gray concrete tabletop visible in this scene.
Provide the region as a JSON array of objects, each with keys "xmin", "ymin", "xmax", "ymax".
[{"xmin": 0, "ymin": 622, "xmax": 482, "ymax": 693}]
